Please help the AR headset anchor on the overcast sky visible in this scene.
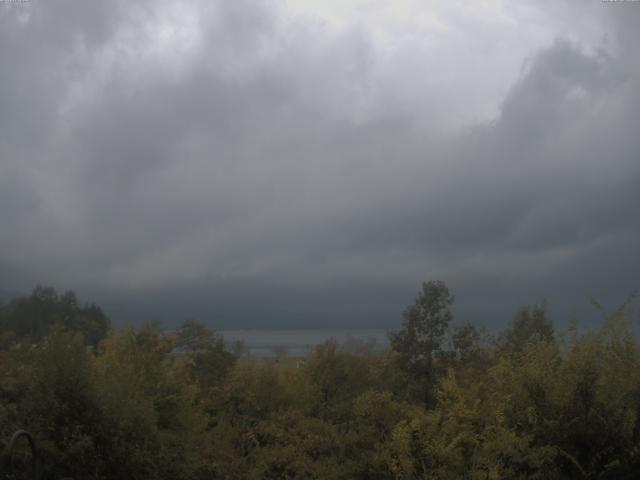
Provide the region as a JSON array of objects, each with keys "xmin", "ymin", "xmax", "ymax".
[{"xmin": 1, "ymin": 0, "xmax": 638, "ymax": 329}]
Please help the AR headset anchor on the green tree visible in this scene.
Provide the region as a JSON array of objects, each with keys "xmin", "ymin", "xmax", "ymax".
[
  {"xmin": 176, "ymin": 319, "xmax": 236, "ymax": 392},
  {"xmin": 0, "ymin": 328, "xmax": 102, "ymax": 480},
  {"xmin": 0, "ymin": 286, "xmax": 110, "ymax": 348},
  {"xmin": 501, "ymin": 302, "xmax": 554, "ymax": 352},
  {"xmin": 389, "ymin": 280, "xmax": 454, "ymax": 407},
  {"xmin": 306, "ymin": 339, "xmax": 370, "ymax": 423},
  {"xmin": 93, "ymin": 323, "xmax": 209, "ymax": 480}
]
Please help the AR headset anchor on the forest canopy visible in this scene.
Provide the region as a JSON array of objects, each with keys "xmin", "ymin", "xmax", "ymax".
[{"xmin": 0, "ymin": 283, "xmax": 639, "ymax": 479}]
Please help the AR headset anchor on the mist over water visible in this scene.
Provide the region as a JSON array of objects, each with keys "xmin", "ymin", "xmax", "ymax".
[{"xmin": 221, "ymin": 329, "xmax": 389, "ymax": 356}]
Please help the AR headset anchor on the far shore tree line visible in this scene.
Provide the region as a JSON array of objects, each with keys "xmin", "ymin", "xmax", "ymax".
[{"xmin": 0, "ymin": 282, "xmax": 638, "ymax": 479}]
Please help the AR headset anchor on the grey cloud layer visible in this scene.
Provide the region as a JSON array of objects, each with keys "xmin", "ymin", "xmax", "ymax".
[{"xmin": 0, "ymin": 1, "xmax": 638, "ymax": 327}]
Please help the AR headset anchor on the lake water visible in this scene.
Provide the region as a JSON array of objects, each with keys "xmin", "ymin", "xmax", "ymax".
[{"xmin": 219, "ymin": 329, "xmax": 390, "ymax": 357}]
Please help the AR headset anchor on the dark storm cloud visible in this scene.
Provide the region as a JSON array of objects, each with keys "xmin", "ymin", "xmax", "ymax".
[{"xmin": 0, "ymin": 1, "xmax": 638, "ymax": 328}]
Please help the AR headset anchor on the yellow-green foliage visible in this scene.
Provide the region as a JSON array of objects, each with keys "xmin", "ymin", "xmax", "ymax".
[{"xmin": 1, "ymin": 296, "xmax": 640, "ymax": 479}]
